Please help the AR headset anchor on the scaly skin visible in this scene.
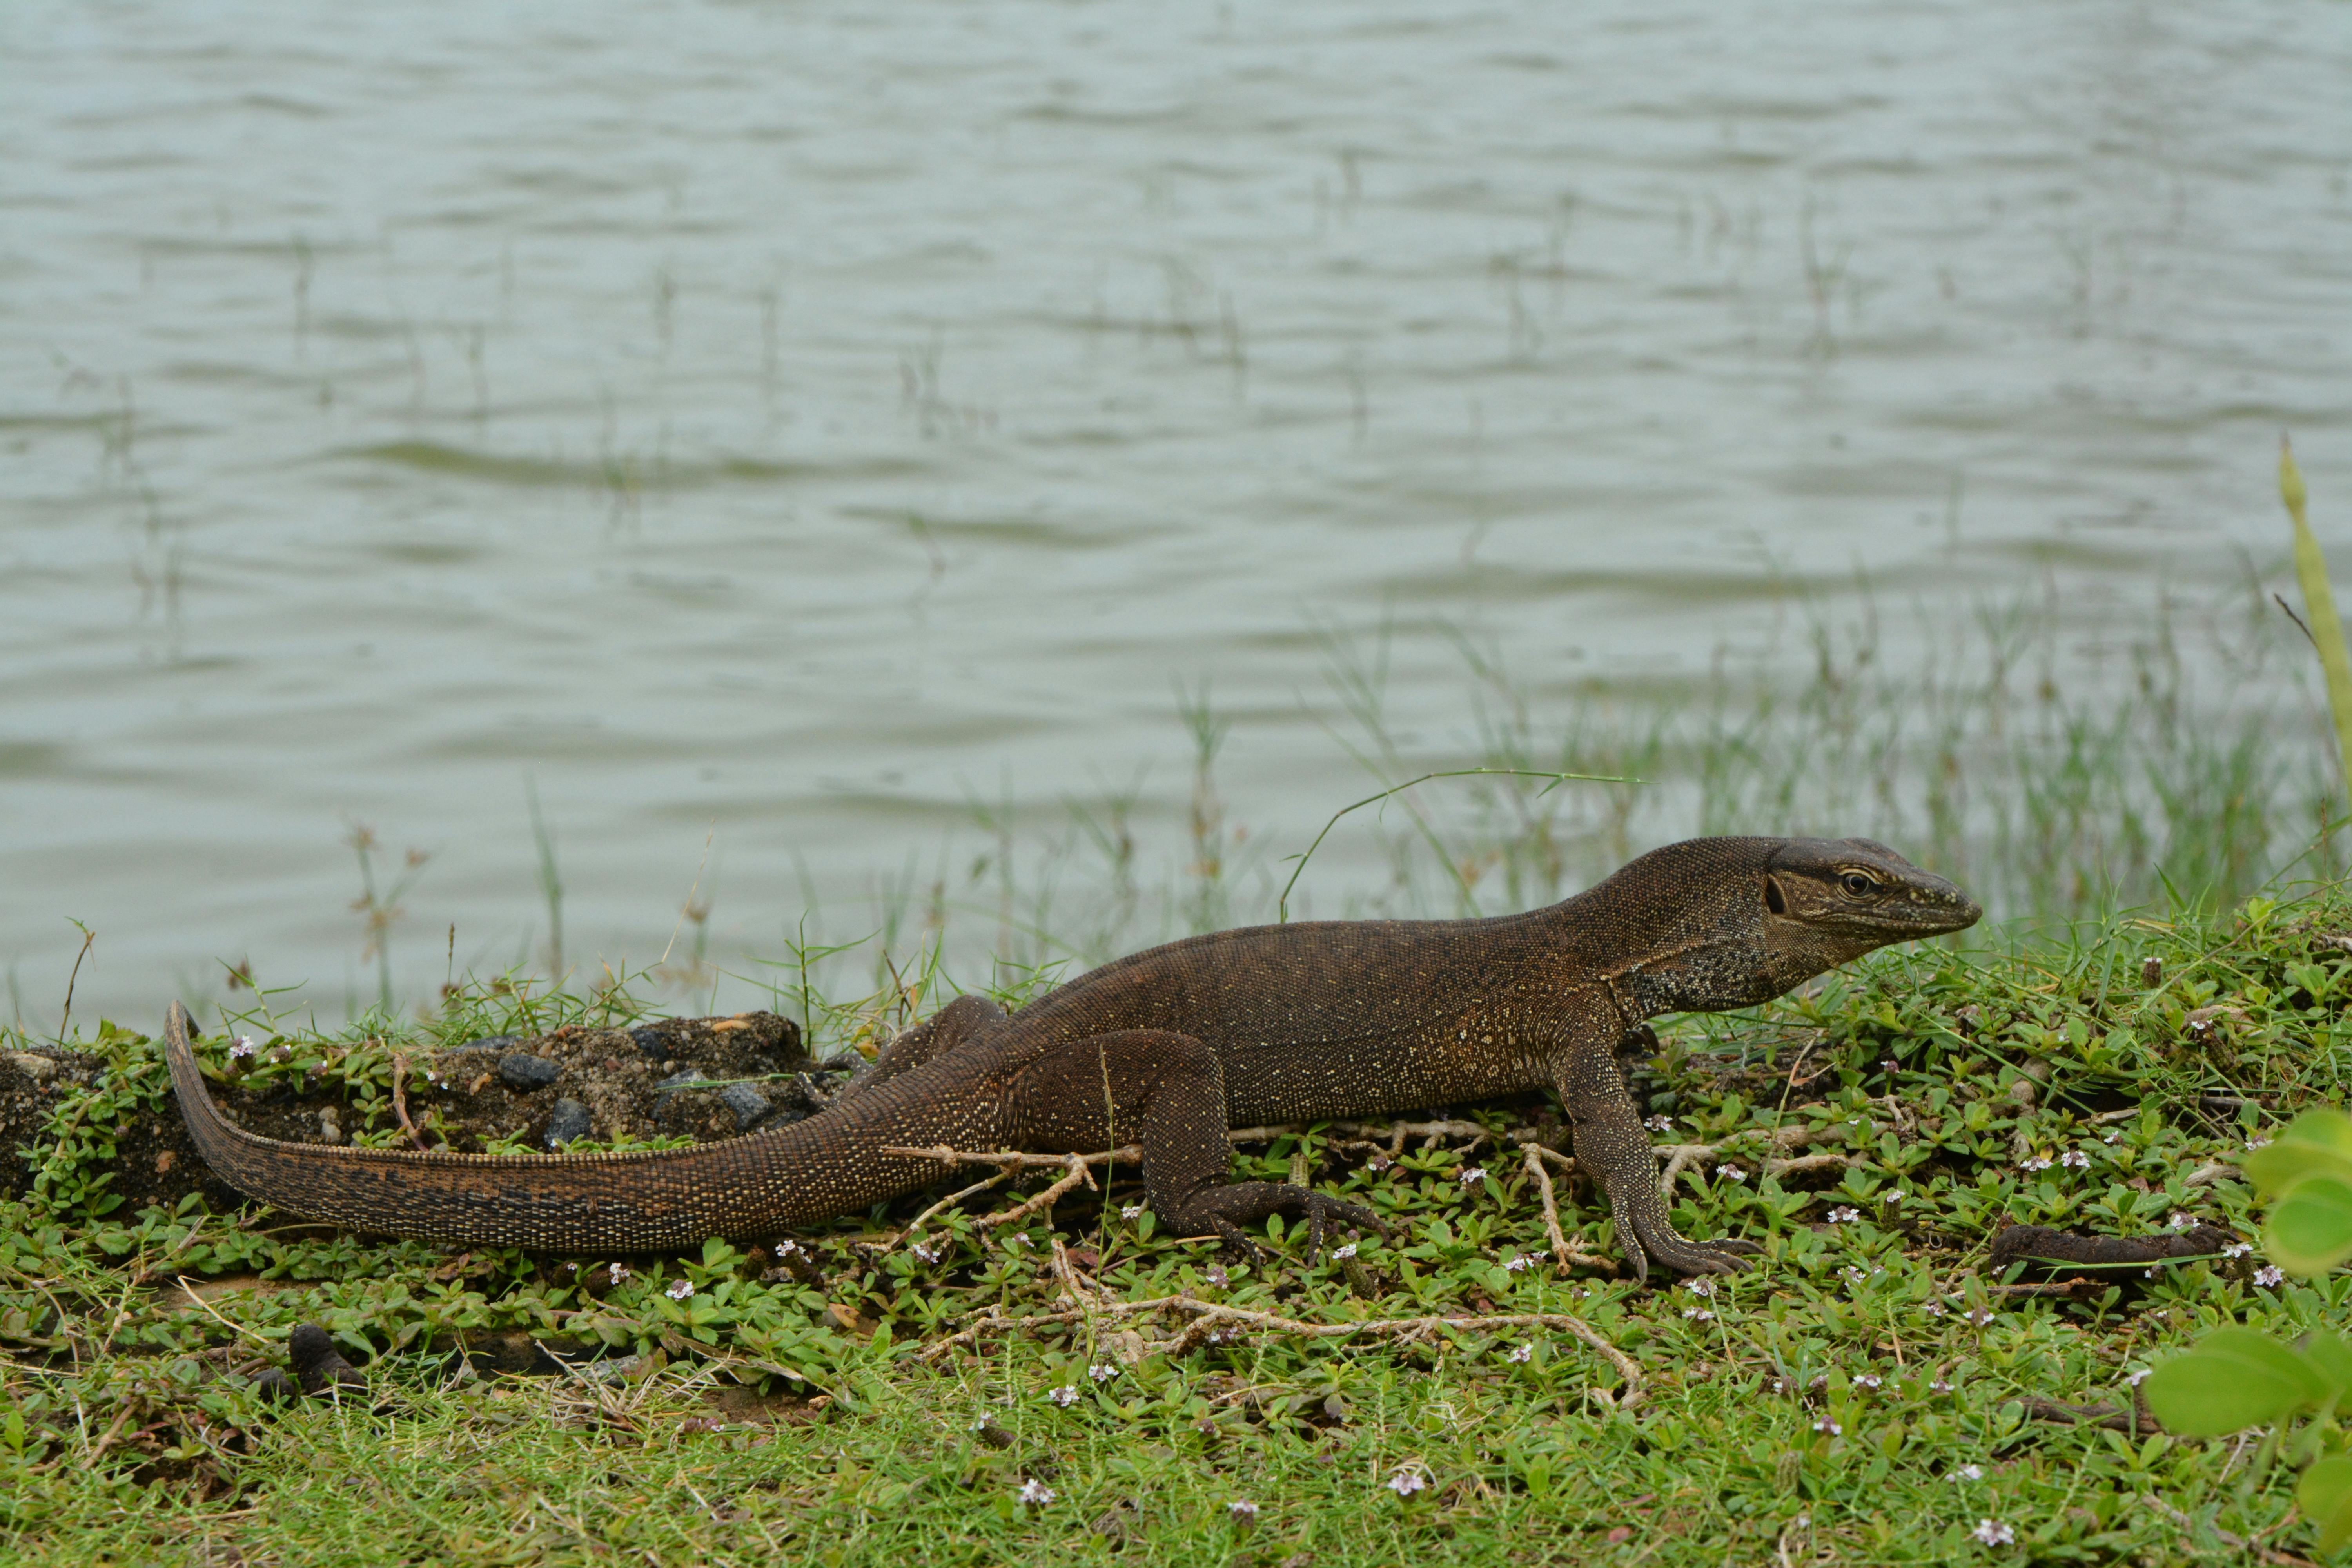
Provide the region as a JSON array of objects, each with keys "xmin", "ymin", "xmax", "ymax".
[{"xmin": 163, "ymin": 836, "xmax": 1978, "ymax": 1278}]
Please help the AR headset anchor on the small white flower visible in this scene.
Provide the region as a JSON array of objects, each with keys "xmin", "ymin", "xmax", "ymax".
[
  {"xmin": 2248, "ymin": 1136, "xmax": 2273, "ymax": 1150},
  {"xmin": 1047, "ymin": 1385, "xmax": 1079, "ymax": 1407},
  {"xmin": 1331, "ymin": 1243, "xmax": 1358, "ymax": 1261},
  {"xmin": 911, "ymin": 1241, "xmax": 940, "ymax": 1264},
  {"xmin": 1827, "ymin": 1206, "xmax": 1861, "ymax": 1224},
  {"xmin": 1720, "ymin": 1165, "xmax": 1748, "ymax": 1182},
  {"xmin": 2060, "ymin": 1150, "xmax": 2090, "ymax": 1169},
  {"xmin": 1922, "ymin": 1301, "xmax": 1945, "ymax": 1318},
  {"xmin": 1952, "ymin": 1462, "xmax": 1982, "ymax": 1480},
  {"xmin": 1204, "ymin": 1265, "xmax": 1228, "ymax": 1287},
  {"xmin": 2169, "ymin": 1212, "xmax": 2195, "ymax": 1232},
  {"xmin": 1967, "ymin": 1306, "xmax": 1994, "ymax": 1327},
  {"xmin": 1018, "ymin": 1478, "xmax": 1056, "ymax": 1506},
  {"xmin": 1227, "ymin": 1499, "xmax": 1258, "ymax": 1520},
  {"xmin": 2126, "ymin": 1369, "xmax": 2152, "ymax": 1387},
  {"xmin": 229, "ymin": 1035, "xmax": 258, "ymax": 1059},
  {"xmin": 1121, "ymin": 1203, "xmax": 1144, "ymax": 1220},
  {"xmin": 1503, "ymin": 1254, "xmax": 1531, "ymax": 1273},
  {"xmin": 2019, "ymin": 1156, "xmax": 2052, "ymax": 1173},
  {"xmin": 1645, "ymin": 1115, "xmax": 1675, "ymax": 1132},
  {"xmin": 1813, "ymin": 1417, "xmax": 1840, "ymax": 1436},
  {"xmin": 1840, "ymin": 1266, "xmax": 1868, "ymax": 1285},
  {"xmin": 2143, "ymin": 1267, "xmax": 2160, "ymax": 1280},
  {"xmin": 1386, "ymin": 1468, "xmax": 1428, "ymax": 1497},
  {"xmin": 1971, "ymin": 1518, "xmax": 2013, "ymax": 1546},
  {"xmin": 607, "ymin": 1263, "xmax": 630, "ymax": 1285},
  {"xmin": 1458, "ymin": 1166, "xmax": 1488, "ymax": 1186},
  {"xmin": 1683, "ymin": 1307, "xmax": 1715, "ymax": 1322},
  {"xmin": 1931, "ymin": 1379, "xmax": 1955, "ymax": 1394},
  {"xmin": 1855, "ymin": 1372, "xmax": 1881, "ymax": 1390},
  {"xmin": 1004, "ymin": 1232, "xmax": 1031, "ymax": 1247},
  {"xmin": 1506, "ymin": 1343, "xmax": 1533, "ymax": 1364},
  {"xmin": 1089, "ymin": 1363, "xmax": 1118, "ymax": 1383},
  {"xmin": 2257, "ymin": 1265, "xmax": 2286, "ymax": 1288},
  {"xmin": 1366, "ymin": 1154, "xmax": 1392, "ymax": 1172},
  {"xmin": 1684, "ymin": 1278, "xmax": 1715, "ymax": 1297},
  {"xmin": 665, "ymin": 1278, "xmax": 695, "ymax": 1300},
  {"xmin": 1884, "ymin": 1190, "xmax": 1906, "ymax": 1203},
  {"xmin": 2103, "ymin": 1130, "xmax": 2123, "ymax": 1145},
  {"xmin": 775, "ymin": 1239, "xmax": 802, "ymax": 1256},
  {"xmin": 2222, "ymin": 1241, "xmax": 2252, "ymax": 1258},
  {"xmin": 1771, "ymin": 1377, "xmax": 1789, "ymax": 1394}
]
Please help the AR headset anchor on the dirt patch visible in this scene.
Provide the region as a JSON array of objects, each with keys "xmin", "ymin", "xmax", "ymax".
[{"xmin": 3, "ymin": 1013, "xmax": 850, "ymax": 1215}]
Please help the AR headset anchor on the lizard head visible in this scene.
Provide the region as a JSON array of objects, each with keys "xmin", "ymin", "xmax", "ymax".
[{"xmin": 1757, "ymin": 836, "xmax": 1980, "ymax": 985}]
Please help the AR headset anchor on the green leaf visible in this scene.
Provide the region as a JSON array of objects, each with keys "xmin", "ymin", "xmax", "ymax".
[
  {"xmin": 2300, "ymin": 1455, "xmax": 2352, "ymax": 1552},
  {"xmin": 2141, "ymin": 1328, "xmax": 2332, "ymax": 1435},
  {"xmin": 2265, "ymin": 1174, "xmax": 2352, "ymax": 1277},
  {"xmin": 2302, "ymin": 1331, "xmax": 2352, "ymax": 1406},
  {"xmin": 2245, "ymin": 1110, "xmax": 2352, "ymax": 1199}
]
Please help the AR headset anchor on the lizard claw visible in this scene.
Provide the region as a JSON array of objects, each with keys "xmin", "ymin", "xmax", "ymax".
[{"xmin": 1303, "ymin": 1192, "xmax": 1387, "ymax": 1261}]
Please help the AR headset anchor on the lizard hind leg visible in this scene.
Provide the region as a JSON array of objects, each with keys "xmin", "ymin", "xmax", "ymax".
[
  {"xmin": 1007, "ymin": 1029, "xmax": 1383, "ymax": 1260},
  {"xmin": 831, "ymin": 993, "xmax": 1007, "ymax": 1112}
]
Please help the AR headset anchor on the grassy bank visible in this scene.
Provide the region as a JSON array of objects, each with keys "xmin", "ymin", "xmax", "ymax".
[{"xmin": 7, "ymin": 875, "xmax": 2352, "ymax": 1564}]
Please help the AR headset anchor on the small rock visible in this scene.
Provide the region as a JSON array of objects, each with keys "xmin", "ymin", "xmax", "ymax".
[
  {"xmin": 453, "ymin": 1034, "xmax": 521, "ymax": 1054},
  {"xmin": 630, "ymin": 1025, "xmax": 673, "ymax": 1061},
  {"xmin": 8, "ymin": 1052, "xmax": 58, "ymax": 1082},
  {"xmin": 288, "ymin": 1323, "xmax": 367, "ymax": 1398},
  {"xmin": 718, "ymin": 1082, "xmax": 771, "ymax": 1129},
  {"xmin": 318, "ymin": 1107, "xmax": 346, "ymax": 1145},
  {"xmin": 655, "ymin": 1068, "xmax": 708, "ymax": 1095},
  {"xmin": 544, "ymin": 1098, "xmax": 592, "ymax": 1147},
  {"xmin": 499, "ymin": 1052, "xmax": 564, "ymax": 1091}
]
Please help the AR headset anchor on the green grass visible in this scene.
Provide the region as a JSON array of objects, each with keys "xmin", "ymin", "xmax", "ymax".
[{"xmin": 11, "ymin": 879, "xmax": 2352, "ymax": 1564}]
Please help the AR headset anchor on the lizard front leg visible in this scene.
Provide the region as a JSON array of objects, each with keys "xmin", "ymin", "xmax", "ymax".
[
  {"xmin": 1556, "ymin": 1038, "xmax": 1759, "ymax": 1283},
  {"xmin": 1008, "ymin": 1029, "xmax": 1383, "ymax": 1258}
]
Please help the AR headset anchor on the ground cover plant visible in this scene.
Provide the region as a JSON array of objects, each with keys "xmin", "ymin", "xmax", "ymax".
[{"xmin": 7, "ymin": 876, "xmax": 2352, "ymax": 1566}]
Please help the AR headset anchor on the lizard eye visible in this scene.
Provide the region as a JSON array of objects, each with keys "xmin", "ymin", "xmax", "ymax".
[{"xmin": 1840, "ymin": 872, "xmax": 1878, "ymax": 897}]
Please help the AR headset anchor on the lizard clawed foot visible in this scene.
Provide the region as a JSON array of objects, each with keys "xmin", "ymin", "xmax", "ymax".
[
  {"xmin": 1303, "ymin": 1192, "xmax": 1388, "ymax": 1261},
  {"xmin": 1637, "ymin": 1235, "xmax": 1757, "ymax": 1279}
]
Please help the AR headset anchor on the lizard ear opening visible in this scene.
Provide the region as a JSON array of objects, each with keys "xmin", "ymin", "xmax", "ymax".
[{"xmin": 1764, "ymin": 875, "xmax": 1788, "ymax": 916}]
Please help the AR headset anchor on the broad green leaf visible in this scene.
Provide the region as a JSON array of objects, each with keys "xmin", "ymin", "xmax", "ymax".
[
  {"xmin": 2301, "ymin": 1331, "xmax": 2352, "ymax": 1406},
  {"xmin": 2301, "ymin": 1455, "xmax": 2352, "ymax": 1552},
  {"xmin": 2141, "ymin": 1329, "xmax": 2331, "ymax": 1435},
  {"xmin": 2245, "ymin": 1109, "xmax": 2352, "ymax": 1198},
  {"xmin": 2265, "ymin": 1174, "xmax": 2352, "ymax": 1277}
]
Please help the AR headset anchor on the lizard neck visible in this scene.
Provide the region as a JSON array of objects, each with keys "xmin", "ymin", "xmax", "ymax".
[{"xmin": 1540, "ymin": 837, "xmax": 1791, "ymax": 1018}]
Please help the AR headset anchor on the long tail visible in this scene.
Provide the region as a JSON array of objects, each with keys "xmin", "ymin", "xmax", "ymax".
[{"xmin": 162, "ymin": 1003, "xmax": 975, "ymax": 1250}]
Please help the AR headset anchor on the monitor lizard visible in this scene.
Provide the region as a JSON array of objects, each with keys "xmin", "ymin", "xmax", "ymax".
[{"xmin": 162, "ymin": 835, "xmax": 1978, "ymax": 1280}]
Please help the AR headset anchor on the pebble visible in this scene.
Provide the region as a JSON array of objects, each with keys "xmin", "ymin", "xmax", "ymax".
[
  {"xmin": 544, "ymin": 1098, "xmax": 592, "ymax": 1146},
  {"xmin": 8, "ymin": 1052, "xmax": 58, "ymax": 1082},
  {"xmin": 654, "ymin": 1068, "xmax": 707, "ymax": 1095},
  {"xmin": 452, "ymin": 1034, "xmax": 521, "ymax": 1055},
  {"xmin": 630, "ymin": 1025, "xmax": 673, "ymax": 1061},
  {"xmin": 499, "ymin": 1052, "xmax": 563, "ymax": 1091},
  {"xmin": 718, "ymin": 1082, "xmax": 770, "ymax": 1129}
]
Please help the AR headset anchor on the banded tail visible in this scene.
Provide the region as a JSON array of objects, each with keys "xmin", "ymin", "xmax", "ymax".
[{"xmin": 161, "ymin": 1002, "xmax": 966, "ymax": 1250}]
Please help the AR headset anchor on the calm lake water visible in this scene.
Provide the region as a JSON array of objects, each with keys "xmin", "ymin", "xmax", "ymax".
[{"xmin": 4, "ymin": 1, "xmax": 2349, "ymax": 1028}]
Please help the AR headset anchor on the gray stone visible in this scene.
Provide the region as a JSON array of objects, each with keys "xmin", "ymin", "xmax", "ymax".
[
  {"xmin": 630, "ymin": 1025, "xmax": 673, "ymax": 1061},
  {"xmin": 8, "ymin": 1052, "xmax": 58, "ymax": 1082},
  {"xmin": 718, "ymin": 1082, "xmax": 771, "ymax": 1129},
  {"xmin": 544, "ymin": 1098, "xmax": 592, "ymax": 1147},
  {"xmin": 499, "ymin": 1052, "xmax": 563, "ymax": 1091},
  {"xmin": 453, "ymin": 1034, "xmax": 521, "ymax": 1054},
  {"xmin": 653, "ymin": 1068, "xmax": 707, "ymax": 1095}
]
